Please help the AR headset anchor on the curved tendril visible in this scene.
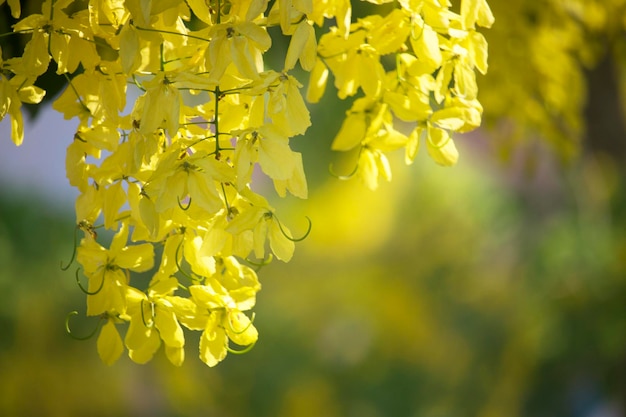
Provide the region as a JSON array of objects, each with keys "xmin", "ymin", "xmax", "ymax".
[
  {"xmin": 175, "ymin": 239, "xmax": 195, "ymax": 281},
  {"xmin": 75, "ymin": 268, "xmax": 105, "ymax": 295},
  {"xmin": 427, "ymin": 130, "xmax": 452, "ymax": 149},
  {"xmin": 276, "ymin": 216, "xmax": 312, "ymax": 242},
  {"xmin": 329, "ymin": 161, "xmax": 359, "ymax": 180},
  {"xmin": 226, "ymin": 341, "xmax": 256, "ymax": 355},
  {"xmin": 131, "ymin": 74, "xmax": 145, "ymax": 91},
  {"xmin": 228, "ymin": 312, "xmax": 256, "ymax": 335},
  {"xmin": 65, "ymin": 311, "xmax": 105, "ymax": 341},
  {"xmin": 245, "ymin": 254, "xmax": 273, "ymax": 271},
  {"xmin": 177, "ymin": 195, "xmax": 192, "ymax": 210},
  {"xmin": 140, "ymin": 299, "xmax": 154, "ymax": 328},
  {"xmin": 60, "ymin": 226, "xmax": 79, "ymax": 271}
]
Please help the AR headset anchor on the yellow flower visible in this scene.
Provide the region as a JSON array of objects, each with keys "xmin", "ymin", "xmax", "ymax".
[
  {"xmin": 76, "ymin": 223, "xmax": 154, "ymax": 316},
  {"xmin": 248, "ymin": 71, "xmax": 311, "ymax": 136},
  {"xmin": 285, "ymin": 20, "xmax": 317, "ymax": 71},
  {"xmin": 270, "ymin": 0, "xmax": 313, "ymax": 34},
  {"xmin": 206, "ymin": 21, "xmax": 271, "ymax": 83},
  {"xmin": 332, "ymin": 97, "xmax": 388, "ymax": 151},
  {"xmin": 142, "ymin": 145, "xmax": 234, "ymax": 216},
  {"xmin": 357, "ymin": 146, "xmax": 392, "ymax": 190},
  {"xmin": 13, "ymin": 0, "xmax": 99, "ymax": 76},
  {"xmin": 137, "ymin": 72, "xmax": 182, "ymax": 137},
  {"xmin": 310, "ymin": 0, "xmax": 352, "ymax": 38},
  {"xmin": 320, "ymin": 26, "xmax": 386, "ymax": 99},
  {"xmin": 0, "ymin": 51, "xmax": 45, "ymax": 145},
  {"xmin": 461, "ymin": 0, "xmax": 495, "ymax": 29},
  {"xmin": 188, "ymin": 259, "xmax": 260, "ymax": 367},
  {"xmin": 426, "ymin": 124, "xmax": 459, "ymax": 167},
  {"xmin": 8, "ymin": 0, "xmax": 494, "ymax": 368},
  {"xmin": 384, "ymin": 75, "xmax": 433, "ymax": 123},
  {"xmin": 225, "ymin": 188, "xmax": 296, "ymax": 262},
  {"xmin": 233, "ymin": 125, "xmax": 306, "ymax": 198},
  {"xmin": 124, "ymin": 277, "xmax": 194, "ymax": 366},
  {"xmin": 363, "ymin": 9, "xmax": 411, "ymax": 55},
  {"xmin": 52, "ymin": 66, "xmax": 127, "ymax": 127},
  {"xmin": 306, "ymin": 58, "xmax": 329, "ymax": 103}
]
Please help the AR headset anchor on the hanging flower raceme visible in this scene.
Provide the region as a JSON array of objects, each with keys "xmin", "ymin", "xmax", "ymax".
[{"xmin": 2, "ymin": 0, "xmax": 492, "ymax": 367}]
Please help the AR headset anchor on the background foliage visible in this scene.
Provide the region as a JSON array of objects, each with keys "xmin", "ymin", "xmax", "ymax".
[{"xmin": 1, "ymin": 0, "xmax": 625, "ymax": 416}]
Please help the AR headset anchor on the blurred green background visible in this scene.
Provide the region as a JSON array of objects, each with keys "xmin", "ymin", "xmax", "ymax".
[
  {"xmin": 1, "ymin": 1, "xmax": 626, "ymax": 416},
  {"xmin": 1, "ymin": 131, "xmax": 624, "ymax": 417}
]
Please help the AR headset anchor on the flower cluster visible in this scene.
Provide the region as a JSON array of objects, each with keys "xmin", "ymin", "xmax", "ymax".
[
  {"xmin": 316, "ymin": 0, "xmax": 493, "ymax": 189},
  {"xmin": 1, "ymin": 0, "xmax": 491, "ymax": 366}
]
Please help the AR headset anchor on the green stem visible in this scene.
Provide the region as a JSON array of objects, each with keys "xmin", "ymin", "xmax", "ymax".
[
  {"xmin": 64, "ymin": 73, "xmax": 91, "ymax": 115},
  {"xmin": 160, "ymin": 43, "xmax": 165, "ymax": 72},
  {"xmin": 214, "ymin": 85, "xmax": 221, "ymax": 158},
  {"xmin": 65, "ymin": 311, "xmax": 106, "ymax": 341},
  {"xmin": 60, "ymin": 225, "xmax": 79, "ymax": 270},
  {"xmin": 133, "ymin": 25, "xmax": 211, "ymax": 43}
]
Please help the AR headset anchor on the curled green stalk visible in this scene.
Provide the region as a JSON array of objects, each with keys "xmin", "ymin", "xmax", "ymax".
[
  {"xmin": 245, "ymin": 254, "xmax": 274, "ymax": 271},
  {"xmin": 177, "ymin": 195, "xmax": 192, "ymax": 210},
  {"xmin": 329, "ymin": 146, "xmax": 363, "ymax": 180},
  {"xmin": 140, "ymin": 299, "xmax": 155, "ymax": 328},
  {"xmin": 227, "ymin": 312, "xmax": 256, "ymax": 335},
  {"xmin": 329, "ymin": 160, "xmax": 359, "ymax": 180},
  {"xmin": 276, "ymin": 215, "xmax": 312, "ymax": 242},
  {"xmin": 426, "ymin": 126, "xmax": 453, "ymax": 149},
  {"xmin": 175, "ymin": 239, "xmax": 195, "ymax": 281},
  {"xmin": 226, "ymin": 341, "xmax": 256, "ymax": 355},
  {"xmin": 65, "ymin": 311, "xmax": 105, "ymax": 341},
  {"xmin": 131, "ymin": 74, "xmax": 146, "ymax": 91},
  {"xmin": 75, "ymin": 268, "xmax": 105, "ymax": 295},
  {"xmin": 62, "ymin": 219, "xmax": 102, "ymax": 269},
  {"xmin": 60, "ymin": 226, "xmax": 79, "ymax": 271}
]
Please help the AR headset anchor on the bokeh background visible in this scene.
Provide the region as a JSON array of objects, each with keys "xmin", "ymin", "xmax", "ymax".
[{"xmin": 1, "ymin": 1, "xmax": 625, "ymax": 416}]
